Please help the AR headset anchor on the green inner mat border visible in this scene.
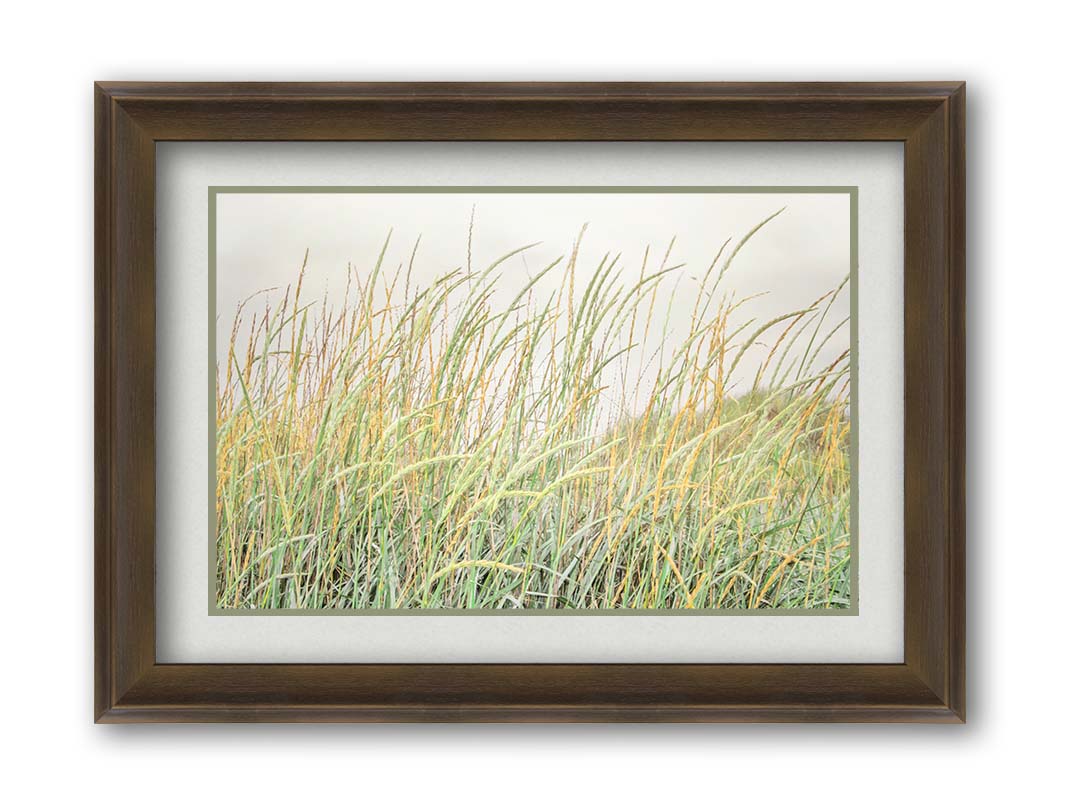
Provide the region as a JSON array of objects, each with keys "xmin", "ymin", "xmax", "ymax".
[{"xmin": 208, "ymin": 185, "xmax": 859, "ymax": 616}]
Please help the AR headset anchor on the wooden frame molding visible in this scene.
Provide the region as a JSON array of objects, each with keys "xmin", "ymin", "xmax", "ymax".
[{"xmin": 95, "ymin": 82, "xmax": 965, "ymax": 723}]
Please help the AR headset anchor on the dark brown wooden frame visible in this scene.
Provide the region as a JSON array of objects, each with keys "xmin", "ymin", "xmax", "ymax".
[{"xmin": 95, "ymin": 82, "xmax": 965, "ymax": 722}]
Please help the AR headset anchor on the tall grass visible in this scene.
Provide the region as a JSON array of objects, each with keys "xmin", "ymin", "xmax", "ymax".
[{"xmin": 216, "ymin": 212, "xmax": 851, "ymax": 610}]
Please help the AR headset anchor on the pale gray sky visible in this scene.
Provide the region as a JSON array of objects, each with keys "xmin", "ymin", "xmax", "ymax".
[{"xmin": 216, "ymin": 191, "xmax": 851, "ymax": 414}]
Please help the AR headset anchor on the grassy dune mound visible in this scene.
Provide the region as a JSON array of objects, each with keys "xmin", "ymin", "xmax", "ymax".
[{"xmin": 216, "ymin": 216, "xmax": 851, "ymax": 610}]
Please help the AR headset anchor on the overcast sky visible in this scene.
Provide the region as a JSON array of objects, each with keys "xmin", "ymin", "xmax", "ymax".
[{"xmin": 216, "ymin": 191, "xmax": 851, "ymax": 413}]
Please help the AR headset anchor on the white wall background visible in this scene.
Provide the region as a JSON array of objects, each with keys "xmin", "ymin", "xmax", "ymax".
[{"xmin": 0, "ymin": 1, "xmax": 1061, "ymax": 797}]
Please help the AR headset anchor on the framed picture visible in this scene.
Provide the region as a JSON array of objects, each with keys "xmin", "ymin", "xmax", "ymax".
[{"xmin": 95, "ymin": 82, "xmax": 965, "ymax": 722}]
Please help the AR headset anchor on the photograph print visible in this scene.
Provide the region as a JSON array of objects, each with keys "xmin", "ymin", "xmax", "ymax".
[{"xmin": 212, "ymin": 187, "xmax": 855, "ymax": 612}]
